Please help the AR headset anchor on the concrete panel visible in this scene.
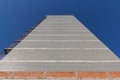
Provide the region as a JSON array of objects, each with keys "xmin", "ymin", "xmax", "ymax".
[
  {"xmin": 15, "ymin": 41, "xmax": 106, "ymax": 48},
  {"xmin": 30, "ymin": 30, "xmax": 92, "ymax": 34},
  {"xmin": 0, "ymin": 62, "xmax": 120, "ymax": 72},
  {"xmin": 1, "ymin": 15, "xmax": 120, "ymax": 72},
  {"xmin": 2, "ymin": 49, "xmax": 119, "ymax": 61},
  {"xmin": 23, "ymin": 35, "xmax": 98, "ymax": 40},
  {"xmin": 35, "ymin": 26, "xmax": 87, "ymax": 30}
]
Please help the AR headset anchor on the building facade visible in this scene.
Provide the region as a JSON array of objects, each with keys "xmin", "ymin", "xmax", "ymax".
[{"xmin": 0, "ymin": 15, "xmax": 120, "ymax": 79}]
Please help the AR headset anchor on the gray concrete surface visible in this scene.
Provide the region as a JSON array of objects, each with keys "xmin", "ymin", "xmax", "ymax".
[{"xmin": 0, "ymin": 15, "xmax": 120, "ymax": 71}]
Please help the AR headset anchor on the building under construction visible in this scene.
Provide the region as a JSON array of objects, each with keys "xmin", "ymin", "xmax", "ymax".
[{"xmin": 0, "ymin": 15, "xmax": 120, "ymax": 79}]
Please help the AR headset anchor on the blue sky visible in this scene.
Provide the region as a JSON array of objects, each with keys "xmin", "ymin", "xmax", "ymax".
[{"xmin": 0, "ymin": 0, "xmax": 120, "ymax": 58}]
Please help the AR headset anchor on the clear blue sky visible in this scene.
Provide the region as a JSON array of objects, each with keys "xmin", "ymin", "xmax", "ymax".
[{"xmin": 0, "ymin": 0, "xmax": 120, "ymax": 58}]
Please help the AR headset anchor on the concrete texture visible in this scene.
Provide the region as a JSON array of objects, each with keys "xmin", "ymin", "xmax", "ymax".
[{"xmin": 0, "ymin": 15, "xmax": 120, "ymax": 72}]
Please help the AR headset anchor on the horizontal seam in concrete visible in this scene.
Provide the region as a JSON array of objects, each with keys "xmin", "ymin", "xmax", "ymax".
[
  {"xmin": 22, "ymin": 40, "xmax": 99, "ymax": 42},
  {"xmin": 32, "ymin": 30, "xmax": 88, "ymax": 31},
  {"xmin": 10, "ymin": 48, "xmax": 109, "ymax": 50},
  {"xmin": 1, "ymin": 60, "xmax": 120, "ymax": 63}
]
